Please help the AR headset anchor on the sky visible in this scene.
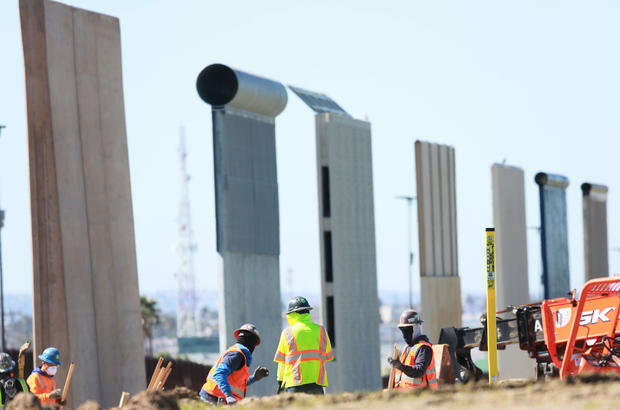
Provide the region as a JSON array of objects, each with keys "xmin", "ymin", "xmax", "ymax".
[{"xmin": 0, "ymin": 0, "xmax": 619, "ymax": 305}]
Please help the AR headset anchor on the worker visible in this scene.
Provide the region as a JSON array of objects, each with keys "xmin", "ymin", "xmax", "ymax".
[
  {"xmin": 27, "ymin": 347, "xmax": 63, "ymax": 406},
  {"xmin": 274, "ymin": 296, "xmax": 334, "ymax": 395},
  {"xmin": 0, "ymin": 352, "xmax": 29, "ymax": 406},
  {"xmin": 387, "ymin": 309, "xmax": 438, "ymax": 389},
  {"xmin": 200, "ymin": 323, "xmax": 270, "ymax": 405}
]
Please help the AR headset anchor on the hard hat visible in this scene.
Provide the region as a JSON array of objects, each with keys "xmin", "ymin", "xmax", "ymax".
[
  {"xmin": 233, "ymin": 323, "xmax": 261, "ymax": 346},
  {"xmin": 397, "ymin": 309, "xmax": 424, "ymax": 328},
  {"xmin": 38, "ymin": 347, "xmax": 62, "ymax": 365},
  {"xmin": 0, "ymin": 353, "xmax": 15, "ymax": 373},
  {"xmin": 286, "ymin": 296, "xmax": 313, "ymax": 314}
]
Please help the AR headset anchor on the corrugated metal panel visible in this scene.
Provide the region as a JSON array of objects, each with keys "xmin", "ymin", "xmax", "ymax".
[
  {"xmin": 535, "ymin": 172, "xmax": 570, "ymax": 299},
  {"xmin": 582, "ymin": 183, "xmax": 609, "ymax": 280}
]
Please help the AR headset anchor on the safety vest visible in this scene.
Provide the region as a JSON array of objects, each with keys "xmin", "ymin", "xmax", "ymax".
[
  {"xmin": 394, "ymin": 341, "xmax": 438, "ymax": 390},
  {"xmin": 26, "ymin": 371, "xmax": 57, "ymax": 405},
  {"xmin": 274, "ymin": 312, "xmax": 334, "ymax": 387},
  {"xmin": 202, "ymin": 345, "xmax": 250, "ymax": 401},
  {"xmin": 0, "ymin": 377, "xmax": 28, "ymax": 405}
]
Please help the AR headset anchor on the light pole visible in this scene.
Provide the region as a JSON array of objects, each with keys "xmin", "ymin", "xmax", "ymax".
[{"xmin": 396, "ymin": 195, "xmax": 416, "ymax": 309}]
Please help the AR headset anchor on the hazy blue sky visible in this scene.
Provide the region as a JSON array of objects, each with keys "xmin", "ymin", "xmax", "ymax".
[{"xmin": 0, "ymin": 1, "xmax": 618, "ymax": 304}]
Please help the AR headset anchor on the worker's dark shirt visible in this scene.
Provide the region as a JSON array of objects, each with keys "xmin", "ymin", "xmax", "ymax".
[
  {"xmin": 400, "ymin": 335, "xmax": 433, "ymax": 378},
  {"xmin": 220, "ymin": 350, "xmax": 246, "ymax": 372}
]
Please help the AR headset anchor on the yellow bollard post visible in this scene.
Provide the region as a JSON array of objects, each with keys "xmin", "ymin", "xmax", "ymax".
[{"xmin": 485, "ymin": 228, "xmax": 499, "ymax": 384}]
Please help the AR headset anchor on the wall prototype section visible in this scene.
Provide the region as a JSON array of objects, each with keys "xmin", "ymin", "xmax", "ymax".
[
  {"xmin": 581, "ymin": 183, "xmax": 609, "ymax": 281},
  {"xmin": 491, "ymin": 164, "xmax": 534, "ymax": 379},
  {"xmin": 415, "ymin": 141, "xmax": 461, "ymax": 343},
  {"xmin": 20, "ymin": 0, "xmax": 145, "ymax": 407},
  {"xmin": 535, "ymin": 173, "xmax": 570, "ymax": 299},
  {"xmin": 289, "ymin": 86, "xmax": 381, "ymax": 393},
  {"xmin": 196, "ymin": 64, "xmax": 286, "ymax": 396}
]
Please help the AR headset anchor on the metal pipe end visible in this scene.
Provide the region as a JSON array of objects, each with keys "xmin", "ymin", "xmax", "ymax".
[{"xmin": 196, "ymin": 64, "xmax": 238, "ymax": 106}]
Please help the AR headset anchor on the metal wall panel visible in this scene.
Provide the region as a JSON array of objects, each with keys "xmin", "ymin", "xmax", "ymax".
[
  {"xmin": 315, "ymin": 112, "xmax": 381, "ymax": 393},
  {"xmin": 197, "ymin": 65, "xmax": 286, "ymax": 397},
  {"xmin": 535, "ymin": 173, "xmax": 570, "ymax": 299},
  {"xmin": 582, "ymin": 183, "xmax": 609, "ymax": 280}
]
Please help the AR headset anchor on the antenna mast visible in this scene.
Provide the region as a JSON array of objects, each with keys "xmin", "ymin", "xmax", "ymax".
[{"xmin": 176, "ymin": 126, "xmax": 198, "ymax": 337}]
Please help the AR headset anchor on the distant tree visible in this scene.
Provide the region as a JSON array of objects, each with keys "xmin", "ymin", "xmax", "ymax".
[{"xmin": 141, "ymin": 297, "xmax": 160, "ymax": 356}]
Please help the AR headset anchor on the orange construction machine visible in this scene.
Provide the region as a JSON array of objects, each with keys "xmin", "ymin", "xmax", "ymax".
[{"xmin": 440, "ymin": 277, "xmax": 620, "ymax": 381}]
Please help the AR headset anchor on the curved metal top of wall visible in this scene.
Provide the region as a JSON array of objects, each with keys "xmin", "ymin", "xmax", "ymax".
[
  {"xmin": 196, "ymin": 64, "xmax": 287, "ymax": 118},
  {"xmin": 535, "ymin": 172, "xmax": 569, "ymax": 189}
]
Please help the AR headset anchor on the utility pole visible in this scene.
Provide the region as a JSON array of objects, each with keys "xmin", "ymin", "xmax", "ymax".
[{"xmin": 396, "ymin": 195, "xmax": 416, "ymax": 308}]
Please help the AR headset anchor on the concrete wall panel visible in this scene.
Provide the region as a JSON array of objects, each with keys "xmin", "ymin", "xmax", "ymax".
[
  {"xmin": 415, "ymin": 141, "xmax": 461, "ymax": 342},
  {"xmin": 582, "ymin": 183, "xmax": 609, "ymax": 280},
  {"xmin": 421, "ymin": 276, "xmax": 462, "ymax": 343},
  {"xmin": 21, "ymin": 0, "xmax": 145, "ymax": 406},
  {"xmin": 491, "ymin": 164, "xmax": 534, "ymax": 379},
  {"xmin": 316, "ymin": 113, "xmax": 381, "ymax": 392}
]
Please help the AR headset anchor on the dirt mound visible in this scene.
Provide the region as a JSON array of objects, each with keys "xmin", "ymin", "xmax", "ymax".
[
  {"xmin": 124, "ymin": 391, "xmax": 180, "ymax": 410},
  {"xmin": 77, "ymin": 400, "xmax": 103, "ymax": 410},
  {"xmin": 163, "ymin": 386, "xmax": 199, "ymax": 401},
  {"xmin": 5, "ymin": 393, "xmax": 41, "ymax": 410}
]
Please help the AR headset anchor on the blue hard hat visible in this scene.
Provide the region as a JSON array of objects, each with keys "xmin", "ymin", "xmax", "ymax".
[{"xmin": 38, "ymin": 347, "xmax": 62, "ymax": 365}]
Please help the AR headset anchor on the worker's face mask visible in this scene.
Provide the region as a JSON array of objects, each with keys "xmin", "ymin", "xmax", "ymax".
[
  {"xmin": 401, "ymin": 324, "xmax": 423, "ymax": 346},
  {"xmin": 46, "ymin": 366, "xmax": 58, "ymax": 376}
]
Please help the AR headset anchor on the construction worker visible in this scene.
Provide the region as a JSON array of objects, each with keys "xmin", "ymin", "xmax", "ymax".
[
  {"xmin": 27, "ymin": 347, "xmax": 63, "ymax": 406},
  {"xmin": 0, "ymin": 352, "xmax": 28, "ymax": 406},
  {"xmin": 274, "ymin": 296, "xmax": 334, "ymax": 394},
  {"xmin": 200, "ymin": 323, "xmax": 270, "ymax": 405},
  {"xmin": 387, "ymin": 309, "xmax": 438, "ymax": 390}
]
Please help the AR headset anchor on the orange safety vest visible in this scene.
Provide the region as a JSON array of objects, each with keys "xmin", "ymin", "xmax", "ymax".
[
  {"xmin": 26, "ymin": 371, "xmax": 57, "ymax": 405},
  {"xmin": 202, "ymin": 345, "xmax": 250, "ymax": 401},
  {"xmin": 394, "ymin": 341, "xmax": 438, "ymax": 390}
]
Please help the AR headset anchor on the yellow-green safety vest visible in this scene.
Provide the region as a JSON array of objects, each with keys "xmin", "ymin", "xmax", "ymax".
[{"xmin": 274, "ymin": 312, "xmax": 334, "ymax": 387}]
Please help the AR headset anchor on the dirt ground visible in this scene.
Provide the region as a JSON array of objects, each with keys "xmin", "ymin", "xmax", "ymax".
[{"xmin": 177, "ymin": 374, "xmax": 620, "ymax": 410}]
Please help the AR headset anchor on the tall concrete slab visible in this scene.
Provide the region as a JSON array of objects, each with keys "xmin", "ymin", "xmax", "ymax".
[
  {"xmin": 535, "ymin": 173, "xmax": 570, "ymax": 299},
  {"xmin": 491, "ymin": 164, "xmax": 534, "ymax": 379},
  {"xmin": 20, "ymin": 0, "xmax": 145, "ymax": 406},
  {"xmin": 581, "ymin": 183, "xmax": 609, "ymax": 280},
  {"xmin": 196, "ymin": 64, "xmax": 286, "ymax": 396},
  {"xmin": 289, "ymin": 86, "xmax": 381, "ymax": 392},
  {"xmin": 415, "ymin": 141, "xmax": 461, "ymax": 344}
]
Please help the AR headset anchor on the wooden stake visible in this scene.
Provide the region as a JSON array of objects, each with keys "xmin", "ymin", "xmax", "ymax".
[
  {"xmin": 151, "ymin": 362, "xmax": 171, "ymax": 392},
  {"xmin": 157, "ymin": 365, "xmax": 173, "ymax": 391},
  {"xmin": 118, "ymin": 392, "xmax": 130, "ymax": 407},
  {"xmin": 60, "ymin": 362, "xmax": 75, "ymax": 407},
  {"xmin": 147, "ymin": 358, "xmax": 164, "ymax": 391},
  {"xmin": 17, "ymin": 340, "xmax": 31, "ymax": 379},
  {"xmin": 387, "ymin": 344, "xmax": 398, "ymax": 389}
]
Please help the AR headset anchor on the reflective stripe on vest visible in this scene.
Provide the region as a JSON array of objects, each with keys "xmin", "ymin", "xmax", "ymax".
[
  {"xmin": 283, "ymin": 326, "xmax": 330, "ymax": 386},
  {"xmin": 36, "ymin": 374, "xmax": 44, "ymax": 390},
  {"xmin": 394, "ymin": 341, "xmax": 438, "ymax": 390}
]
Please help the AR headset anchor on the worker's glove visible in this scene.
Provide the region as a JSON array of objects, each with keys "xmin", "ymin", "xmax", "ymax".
[
  {"xmin": 387, "ymin": 357, "xmax": 405, "ymax": 371},
  {"xmin": 253, "ymin": 366, "xmax": 270, "ymax": 382},
  {"xmin": 225, "ymin": 396, "xmax": 237, "ymax": 405},
  {"xmin": 49, "ymin": 389, "xmax": 62, "ymax": 400}
]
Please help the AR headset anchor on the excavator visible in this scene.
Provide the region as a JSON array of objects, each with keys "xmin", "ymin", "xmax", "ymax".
[{"xmin": 439, "ymin": 277, "xmax": 620, "ymax": 382}]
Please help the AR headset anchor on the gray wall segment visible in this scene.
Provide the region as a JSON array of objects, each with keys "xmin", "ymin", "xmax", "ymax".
[
  {"xmin": 491, "ymin": 164, "xmax": 534, "ymax": 379},
  {"xmin": 212, "ymin": 108, "xmax": 279, "ymax": 255},
  {"xmin": 315, "ymin": 113, "xmax": 381, "ymax": 392},
  {"xmin": 582, "ymin": 183, "xmax": 609, "ymax": 280},
  {"xmin": 20, "ymin": 0, "xmax": 145, "ymax": 407},
  {"xmin": 414, "ymin": 141, "xmax": 461, "ymax": 343},
  {"xmin": 535, "ymin": 173, "xmax": 570, "ymax": 299},
  {"xmin": 198, "ymin": 65, "xmax": 285, "ymax": 397}
]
